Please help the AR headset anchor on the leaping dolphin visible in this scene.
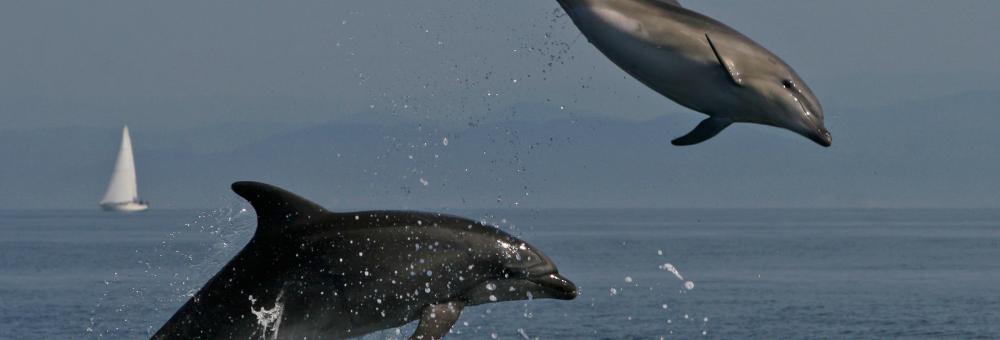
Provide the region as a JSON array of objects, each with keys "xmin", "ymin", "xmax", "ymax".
[
  {"xmin": 558, "ymin": 0, "xmax": 832, "ymax": 147},
  {"xmin": 153, "ymin": 181, "xmax": 577, "ymax": 340}
]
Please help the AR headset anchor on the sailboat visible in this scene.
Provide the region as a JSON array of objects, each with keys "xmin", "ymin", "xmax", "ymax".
[{"xmin": 99, "ymin": 126, "xmax": 149, "ymax": 212}]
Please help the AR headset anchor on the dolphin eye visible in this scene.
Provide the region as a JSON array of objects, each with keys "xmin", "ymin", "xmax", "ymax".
[{"xmin": 781, "ymin": 79, "xmax": 795, "ymax": 89}]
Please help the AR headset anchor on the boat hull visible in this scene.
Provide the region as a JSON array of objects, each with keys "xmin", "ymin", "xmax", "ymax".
[{"xmin": 100, "ymin": 202, "xmax": 149, "ymax": 212}]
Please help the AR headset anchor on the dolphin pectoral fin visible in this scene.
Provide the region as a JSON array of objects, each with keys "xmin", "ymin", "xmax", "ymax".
[
  {"xmin": 705, "ymin": 34, "xmax": 744, "ymax": 86},
  {"xmin": 671, "ymin": 118, "xmax": 732, "ymax": 146},
  {"xmin": 409, "ymin": 301, "xmax": 465, "ymax": 340}
]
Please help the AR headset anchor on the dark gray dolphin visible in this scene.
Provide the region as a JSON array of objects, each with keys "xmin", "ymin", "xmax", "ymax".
[
  {"xmin": 153, "ymin": 181, "xmax": 577, "ymax": 340},
  {"xmin": 558, "ymin": 0, "xmax": 832, "ymax": 147}
]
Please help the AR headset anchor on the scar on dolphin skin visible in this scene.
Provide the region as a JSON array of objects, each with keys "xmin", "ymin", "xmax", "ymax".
[{"xmin": 152, "ymin": 181, "xmax": 578, "ymax": 339}]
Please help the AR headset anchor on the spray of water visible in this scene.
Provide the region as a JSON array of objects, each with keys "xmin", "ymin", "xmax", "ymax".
[{"xmin": 86, "ymin": 197, "xmax": 256, "ymax": 338}]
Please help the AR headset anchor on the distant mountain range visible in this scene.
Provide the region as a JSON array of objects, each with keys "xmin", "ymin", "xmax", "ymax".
[{"xmin": 3, "ymin": 91, "xmax": 1000, "ymax": 210}]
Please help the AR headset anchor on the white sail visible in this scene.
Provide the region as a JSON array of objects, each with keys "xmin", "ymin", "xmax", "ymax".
[{"xmin": 100, "ymin": 126, "xmax": 147, "ymax": 211}]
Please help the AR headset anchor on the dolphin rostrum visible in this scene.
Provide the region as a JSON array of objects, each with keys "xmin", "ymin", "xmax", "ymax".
[
  {"xmin": 153, "ymin": 181, "xmax": 577, "ymax": 340},
  {"xmin": 558, "ymin": 0, "xmax": 832, "ymax": 147}
]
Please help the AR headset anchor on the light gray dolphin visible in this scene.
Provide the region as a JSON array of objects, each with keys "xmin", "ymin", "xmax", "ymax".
[
  {"xmin": 558, "ymin": 0, "xmax": 832, "ymax": 147},
  {"xmin": 152, "ymin": 181, "xmax": 577, "ymax": 340}
]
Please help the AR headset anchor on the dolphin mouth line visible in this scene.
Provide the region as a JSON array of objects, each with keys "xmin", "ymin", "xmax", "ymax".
[
  {"xmin": 529, "ymin": 273, "xmax": 578, "ymax": 299},
  {"xmin": 792, "ymin": 94, "xmax": 832, "ymax": 147},
  {"xmin": 812, "ymin": 130, "xmax": 833, "ymax": 147},
  {"xmin": 794, "ymin": 95, "xmax": 810, "ymax": 117}
]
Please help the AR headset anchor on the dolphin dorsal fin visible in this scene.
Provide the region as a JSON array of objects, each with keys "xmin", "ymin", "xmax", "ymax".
[
  {"xmin": 705, "ymin": 33, "xmax": 744, "ymax": 86},
  {"xmin": 232, "ymin": 181, "xmax": 328, "ymax": 231}
]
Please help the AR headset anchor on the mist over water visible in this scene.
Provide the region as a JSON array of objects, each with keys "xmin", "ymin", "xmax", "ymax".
[{"xmin": 2, "ymin": 208, "xmax": 998, "ymax": 339}]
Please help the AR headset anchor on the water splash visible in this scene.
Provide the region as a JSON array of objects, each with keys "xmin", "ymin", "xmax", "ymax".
[
  {"xmin": 249, "ymin": 290, "xmax": 285, "ymax": 340},
  {"xmin": 659, "ymin": 263, "xmax": 684, "ymax": 281},
  {"xmin": 86, "ymin": 198, "xmax": 256, "ymax": 338},
  {"xmin": 659, "ymin": 263, "xmax": 695, "ymax": 291}
]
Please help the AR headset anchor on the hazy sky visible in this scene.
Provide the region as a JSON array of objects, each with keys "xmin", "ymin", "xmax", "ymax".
[
  {"xmin": 3, "ymin": 0, "xmax": 999, "ymax": 129},
  {"xmin": 2, "ymin": 1, "xmax": 1000, "ymax": 209}
]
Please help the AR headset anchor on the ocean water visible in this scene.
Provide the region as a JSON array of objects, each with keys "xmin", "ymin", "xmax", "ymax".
[{"xmin": 1, "ymin": 208, "xmax": 999, "ymax": 339}]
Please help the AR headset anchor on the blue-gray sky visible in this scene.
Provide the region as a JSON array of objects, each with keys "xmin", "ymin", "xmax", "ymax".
[{"xmin": 2, "ymin": 1, "xmax": 1000, "ymax": 209}]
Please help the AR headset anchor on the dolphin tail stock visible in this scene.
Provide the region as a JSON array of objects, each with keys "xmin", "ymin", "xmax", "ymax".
[
  {"xmin": 231, "ymin": 181, "xmax": 329, "ymax": 233},
  {"xmin": 671, "ymin": 117, "xmax": 732, "ymax": 146}
]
